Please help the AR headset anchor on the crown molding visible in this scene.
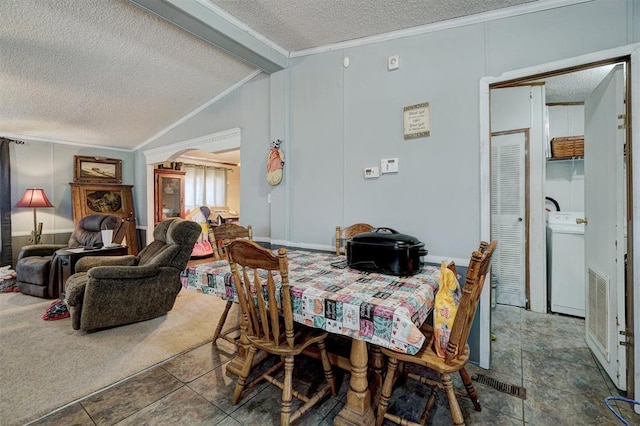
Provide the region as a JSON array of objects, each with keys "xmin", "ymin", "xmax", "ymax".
[
  {"xmin": 290, "ymin": 0, "xmax": 592, "ymax": 58},
  {"xmin": 0, "ymin": 132, "xmax": 133, "ymax": 152}
]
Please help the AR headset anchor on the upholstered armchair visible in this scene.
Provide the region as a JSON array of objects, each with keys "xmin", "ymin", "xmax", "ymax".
[
  {"xmin": 64, "ymin": 218, "xmax": 201, "ymax": 332},
  {"xmin": 15, "ymin": 213, "xmax": 120, "ymax": 299}
]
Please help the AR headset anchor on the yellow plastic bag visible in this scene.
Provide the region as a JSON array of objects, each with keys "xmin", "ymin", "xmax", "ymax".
[{"xmin": 433, "ymin": 261, "xmax": 461, "ymax": 358}]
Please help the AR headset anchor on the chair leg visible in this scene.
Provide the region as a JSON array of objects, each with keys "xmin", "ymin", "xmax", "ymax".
[
  {"xmin": 281, "ymin": 355, "xmax": 294, "ymax": 426},
  {"xmin": 459, "ymin": 367, "xmax": 481, "ymax": 411},
  {"xmin": 376, "ymin": 356, "xmax": 399, "ymax": 426},
  {"xmin": 317, "ymin": 340, "xmax": 337, "ymax": 396},
  {"xmin": 232, "ymin": 345, "xmax": 257, "ymax": 405},
  {"xmin": 442, "ymin": 373, "xmax": 465, "ymax": 426},
  {"xmin": 213, "ymin": 300, "xmax": 233, "ymax": 342}
]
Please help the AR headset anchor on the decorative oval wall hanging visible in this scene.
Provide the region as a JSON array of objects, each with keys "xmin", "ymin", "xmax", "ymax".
[{"xmin": 267, "ymin": 139, "xmax": 285, "ymax": 186}]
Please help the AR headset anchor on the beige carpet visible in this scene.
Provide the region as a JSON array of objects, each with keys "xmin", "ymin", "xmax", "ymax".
[{"xmin": 0, "ymin": 289, "xmax": 227, "ymax": 426}]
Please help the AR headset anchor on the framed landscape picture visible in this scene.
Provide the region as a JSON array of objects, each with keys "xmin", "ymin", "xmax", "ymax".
[{"xmin": 74, "ymin": 156, "xmax": 122, "ymax": 184}]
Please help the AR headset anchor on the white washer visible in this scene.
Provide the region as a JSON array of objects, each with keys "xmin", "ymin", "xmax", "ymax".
[{"xmin": 547, "ymin": 212, "xmax": 586, "ymax": 317}]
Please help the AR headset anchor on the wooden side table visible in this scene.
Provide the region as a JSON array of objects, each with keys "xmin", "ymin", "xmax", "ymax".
[{"xmin": 56, "ymin": 245, "xmax": 129, "ymax": 298}]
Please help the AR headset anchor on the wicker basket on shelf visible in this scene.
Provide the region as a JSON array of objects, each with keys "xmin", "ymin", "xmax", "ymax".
[{"xmin": 551, "ymin": 136, "xmax": 584, "ymax": 159}]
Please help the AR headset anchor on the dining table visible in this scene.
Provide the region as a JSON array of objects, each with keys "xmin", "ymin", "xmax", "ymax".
[{"xmin": 181, "ymin": 249, "xmax": 441, "ymax": 426}]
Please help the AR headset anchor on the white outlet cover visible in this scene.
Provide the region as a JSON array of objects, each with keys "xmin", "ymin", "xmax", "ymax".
[
  {"xmin": 381, "ymin": 158, "xmax": 399, "ymax": 173},
  {"xmin": 364, "ymin": 166, "xmax": 380, "ymax": 179},
  {"xmin": 388, "ymin": 55, "xmax": 399, "ymax": 71}
]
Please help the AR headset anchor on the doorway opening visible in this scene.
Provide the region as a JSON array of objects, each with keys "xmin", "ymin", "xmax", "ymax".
[
  {"xmin": 142, "ymin": 128, "xmax": 242, "ymax": 247},
  {"xmin": 488, "ymin": 57, "xmax": 633, "ymax": 394}
]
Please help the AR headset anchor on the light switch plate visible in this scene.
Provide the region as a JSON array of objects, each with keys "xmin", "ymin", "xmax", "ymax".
[
  {"xmin": 364, "ymin": 166, "xmax": 380, "ymax": 179},
  {"xmin": 381, "ymin": 158, "xmax": 399, "ymax": 173}
]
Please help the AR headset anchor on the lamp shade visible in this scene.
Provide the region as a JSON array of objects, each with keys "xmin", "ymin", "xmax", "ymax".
[{"xmin": 16, "ymin": 188, "xmax": 54, "ymax": 208}]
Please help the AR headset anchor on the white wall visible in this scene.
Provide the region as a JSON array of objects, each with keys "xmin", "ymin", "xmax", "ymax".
[{"xmin": 546, "ymin": 105, "xmax": 585, "ymax": 212}]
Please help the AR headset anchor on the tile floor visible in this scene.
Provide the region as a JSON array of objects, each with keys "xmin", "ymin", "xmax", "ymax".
[{"xmin": 27, "ymin": 304, "xmax": 639, "ymax": 425}]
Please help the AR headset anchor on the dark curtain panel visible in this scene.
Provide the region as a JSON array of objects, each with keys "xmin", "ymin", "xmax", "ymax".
[{"xmin": 0, "ymin": 139, "xmax": 13, "ymax": 266}]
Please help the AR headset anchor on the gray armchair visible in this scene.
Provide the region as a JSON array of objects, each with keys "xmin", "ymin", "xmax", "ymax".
[
  {"xmin": 15, "ymin": 213, "xmax": 120, "ymax": 299},
  {"xmin": 64, "ymin": 218, "xmax": 201, "ymax": 332}
]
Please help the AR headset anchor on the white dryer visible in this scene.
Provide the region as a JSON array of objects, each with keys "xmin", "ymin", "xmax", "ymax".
[{"xmin": 547, "ymin": 212, "xmax": 586, "ymax": 317}]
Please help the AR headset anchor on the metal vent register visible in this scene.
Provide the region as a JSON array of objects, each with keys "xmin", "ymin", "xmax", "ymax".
[{"xmin": 473, "ymin": 374, "xmax": 527, "ymax": 399}]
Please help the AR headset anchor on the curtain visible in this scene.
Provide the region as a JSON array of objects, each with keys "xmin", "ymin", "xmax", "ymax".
[
  {"xmin": 183, "ymin": 165, "xmax": 227, "ymax": 211},
  {"xmin": 0, "ymin": 139, "xmax": 13, "ymax": 266}
]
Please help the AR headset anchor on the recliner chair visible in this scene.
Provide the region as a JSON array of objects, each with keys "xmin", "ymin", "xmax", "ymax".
[
  {"xmin": 64, "ymin": 218, "xmax": 201, "ymax": 332},
  {"xmin": 15, "ymin": 213, "xmax": 120, "ymax": 299}
]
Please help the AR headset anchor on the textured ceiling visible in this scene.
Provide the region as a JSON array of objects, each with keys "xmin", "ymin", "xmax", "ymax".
[
  {"xmin": 0, "ymin": 0, "xmax": 255, "ymax": 149},
  {"xmin": 0, "ymin": 0, "xmax": 597, "ymax": 152},
  {"xmin": 538, "ymin": 65, "xmax": 616, "ymax": 103},
  {"xmin": 210, "ymin": 0, "xmax": 536, "ymax": 52}
]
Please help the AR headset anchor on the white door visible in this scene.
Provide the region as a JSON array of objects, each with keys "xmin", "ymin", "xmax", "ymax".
[
  {"xmin": 491, "ymin": 132, "xmax": 527, "ymax": 307},
  {"xmin": 584, "ymin": 64, "xmax": 626, "ymax": 390}
]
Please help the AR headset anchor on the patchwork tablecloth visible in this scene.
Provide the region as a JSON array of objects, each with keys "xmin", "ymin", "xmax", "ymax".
[{"xmin": 180, "ymin": 250, "xmax": 440, "ymax": 355}]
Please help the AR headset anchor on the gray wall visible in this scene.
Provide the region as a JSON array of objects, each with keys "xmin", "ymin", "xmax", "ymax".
[
  {"xmin": 4, "ymin": 0, "xmax": 634, "ymax": 365},
  {"xmin": 124, "ymin": 0, "xmax": 635, "ymax": 364},
  {"xmin": 134, "ymin": 74, "xmax": 271, "ymax": 237},
  {"xmin": 263, "ymin": 0, "xmax": 631, "ymax": 260},
  {"xmin": 131, "ymin": 1, "xmax": 633, "ymax": 258},
  {"xmin": 9, "ymin": 138, "xmax": 135, "ymax": 265}
]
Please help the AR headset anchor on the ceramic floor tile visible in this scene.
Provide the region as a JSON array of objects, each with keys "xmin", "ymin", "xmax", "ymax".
[
  {"xmin": 81, "ymin": 367, "xmax": 183, "ymax": 426},
  {"xmin": 595, "ymin": 359, "xmax": 624, "ymax": 396},
  {"xmin": 521, "ymin": 350, "xmax": 610, "ymax": 395},
  {"xmin": 28, "ymin": 305, "xmax": 623, "ymax": 426},
  {"xmin": 214, "ymin": 415, "xmax": 243, "ymax": 426},
  {"xmin": 28, "ymin": 403, "xmax": 95, "ymax": 426},
  {"xmin": 228, "ymin": 374, "xmax": 336, "ymax": 426},
  {"xmin": 114, "ymin": 386, "xmax": 227, "ymax": 426},
  {"xmin": 161, "ymin": 340, "xmax": 235, "ymax": 383},
  {"xmin": 452, "ymin": 371, "xmax": 524, "ymax": 420},
  {"xmin": 491, "ymin": 324, "xmax": 522, "ymax": 351},
  {"xmin": 489, "ymin": 347, "xmax": 523, "ymax": 378},
  {"xmin": 317, "ymin": 400, "xmax": 345, "ymax": 426},
  {"xmin": 451, "ymin": 365, "xmax": 524, "ymax": 421},
  {"xmin": 188, "ymin": 357, "xmax": 277, "ymax": 414},
  {"xmin": 608, "ymin": 399, "xmax": 640, "ymax": 425},
  {"xmin": 520, "ymin": 331, "xmax": 595, "ymax": 367},
  {"xmin": 493, "ymin": 304, "xmax": 522, "ymax": 327},
  {"xmin": 458, "ymin": 398, "xmax": 525, "ymax": 426},
  {"xmin": 523, "ymin": 379, "xmax": 618, "ymax": 425}
]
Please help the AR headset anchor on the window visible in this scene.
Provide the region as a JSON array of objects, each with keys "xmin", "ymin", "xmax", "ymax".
[{"xmin": 183, "ymin": 164, "xmax": 227, "ymax": 211}]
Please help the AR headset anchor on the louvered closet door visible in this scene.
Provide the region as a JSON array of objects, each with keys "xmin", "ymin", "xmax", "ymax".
[{"xmin": 491, "ymin": 132, "xmax": 526, "ymax": 307}]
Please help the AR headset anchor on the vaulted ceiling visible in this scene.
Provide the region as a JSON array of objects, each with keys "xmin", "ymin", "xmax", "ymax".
[{"xmin": 1, "ymin": 0, "xmax": 592, "ymax": 152}]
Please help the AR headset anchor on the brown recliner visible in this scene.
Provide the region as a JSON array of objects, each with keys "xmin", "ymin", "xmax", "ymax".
[
  {"xmin": 64, "ymin": 218, "xmax": 201, "ymax": 332},
  {"xmin": 15, "ymin": 214, "xmax": 120, "ymax": 299}
]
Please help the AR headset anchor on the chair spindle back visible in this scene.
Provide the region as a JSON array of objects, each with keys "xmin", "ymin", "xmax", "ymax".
[
  {"xmin": 445, "ymin": 240, "xmax": 497, "ymax": 364},
  {"xmin": 335, "ymin": 223, "xmax": 374, "ymax": 255},
  {"xmin": 226, "ymin": 240, "xmax": 294, "ymax": 348},
  {"xmin": 211, "ymin": 223, "xmax": 253, "ymax": 259}
]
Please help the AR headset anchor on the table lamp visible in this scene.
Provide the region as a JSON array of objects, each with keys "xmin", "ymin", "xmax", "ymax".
[{"xmin": 16, "ymin": 188, "xmax": 54, "ymax": 244}]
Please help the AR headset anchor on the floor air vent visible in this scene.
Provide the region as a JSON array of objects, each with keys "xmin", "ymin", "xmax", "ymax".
[{"xmin": 473, "ymin": 374, "xmax": 527, "ymax": 400}]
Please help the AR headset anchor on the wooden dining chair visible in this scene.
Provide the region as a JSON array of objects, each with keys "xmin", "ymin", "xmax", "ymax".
[
  {"xmin": 226, "ymin": 240, "xmax": 337, "ymax": 425},
  {"xmin": 376, "ymin": 240, "xmax": 497, "ymax": 426},
  {"xmin": 210, "ymin": 223, "xmax": 253, "ymax": 345},
  {"xmin": 335, "ymin": 223, "xmax": 374, "ymax": 255}
]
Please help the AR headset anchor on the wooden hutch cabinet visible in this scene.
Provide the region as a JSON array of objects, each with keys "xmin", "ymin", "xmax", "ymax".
[
  {"xmin": 154, "ymin": 169, "xmax": 185, "ymax": 224},
  {"xmin": 70, "ymin": 183, "xmax": 139, "ymax": 255}
]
